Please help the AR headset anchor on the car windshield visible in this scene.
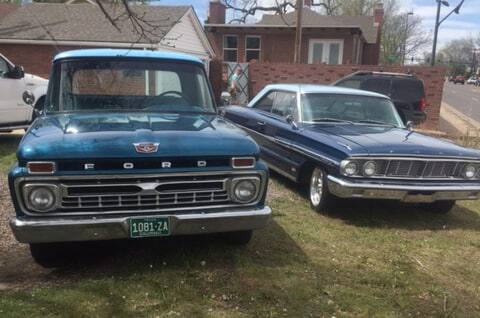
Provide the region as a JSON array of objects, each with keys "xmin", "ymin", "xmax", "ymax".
[
  {"xmin": 46, "ymin": 59, "xmax": 215, "ymax": 113},
  {"xmin": 301, "ymin": 93, "xmax": 404, "ymax": 127}
]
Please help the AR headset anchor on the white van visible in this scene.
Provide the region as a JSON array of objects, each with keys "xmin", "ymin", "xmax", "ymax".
[{"xmin": 0, "ymin": 53, "xmax": 48, "ymax": 132}]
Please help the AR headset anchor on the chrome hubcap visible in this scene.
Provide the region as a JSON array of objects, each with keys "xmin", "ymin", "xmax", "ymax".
[{"xmin": 310, "ymin": 169, "xmax": 323, "ymax": 206}]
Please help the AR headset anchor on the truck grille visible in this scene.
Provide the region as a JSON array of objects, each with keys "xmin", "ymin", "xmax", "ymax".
[{"xmin": 18, "ymin": 173, "xmax": 265, "ymax": 215}]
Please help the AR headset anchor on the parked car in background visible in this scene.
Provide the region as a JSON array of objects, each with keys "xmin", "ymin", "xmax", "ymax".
[
  {"xmin": 466, "ymin": 77, "xmax": 477, "ymax": 85},
  {"xmin": 8, "ymin": 49, "xmax": 271, "ymax": 267},
  {"xmin": 453, "ymin": 76, "xmax": 465, "ymax": 84},
  {"xmin": 222, "ymin": 84, "xmax": 480, "ymax": 215},
  {"xmin": 333, "ymin": 71, "xmax": 427, "ymax": 125},
  {"xmin": 0, "ymin": 53, "xmax": 48, "ymax": 132}
]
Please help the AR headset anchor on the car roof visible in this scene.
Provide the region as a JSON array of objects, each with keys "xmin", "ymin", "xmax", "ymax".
[
  {"xmin": 348, "ymin": 71, "xmax": 417, "ymax": 78},
  {"xmin": 53, "ymin": 49, "xmax": 203, "ymax": 65},
  {"xmin": 261, "ymin": 83, "xmax": 389, "ymax": 99}
]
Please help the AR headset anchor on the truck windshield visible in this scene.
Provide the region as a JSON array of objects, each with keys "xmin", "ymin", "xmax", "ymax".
[
  {"xmin": 46, "ymin": 59, "xmax": 215, "ymax": 113},
  {"xmin": 301, "ymin": 94, "xmax": 404, "ymax": 127}
]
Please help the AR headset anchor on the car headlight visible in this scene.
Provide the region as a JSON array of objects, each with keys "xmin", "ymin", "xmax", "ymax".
[
  {"xmin": 363, "ymin": 161, "xmax": 377, "ymax": 177},
  {"xmin": 24, "ymin": 185, "xmax": 58, "ymax": 212},
  {"xmin": 231, "ymin": 178, "xmax": 259, "ymax": 203},
  {"xmin": 464, "ymin": 164, "xmax": 477, "ymax": 179},
  {"xmin": 340, "ymin": 160, "xmax": 359, "ymax": 176}
]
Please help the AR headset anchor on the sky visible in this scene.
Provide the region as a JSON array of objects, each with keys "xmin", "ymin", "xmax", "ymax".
[{"xmin": 159, "ymin": 0, "xmax": 480, "ymax": 50}]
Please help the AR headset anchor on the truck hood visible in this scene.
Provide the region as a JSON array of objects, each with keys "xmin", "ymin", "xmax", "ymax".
[
  {"xmin": 18, "ymin": 113, "xmax": 259, "ymax": 161},
  {"xmin": 302, "ymin": 123, "xmax": 480, "ymax": 159}
]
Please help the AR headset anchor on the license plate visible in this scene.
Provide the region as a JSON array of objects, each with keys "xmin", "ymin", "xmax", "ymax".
[{"xmin": 129, "ymin": 217, "xmax": 170, "ymax": 238}]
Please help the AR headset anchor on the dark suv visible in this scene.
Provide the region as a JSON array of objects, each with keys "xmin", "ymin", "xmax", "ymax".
[{"xmin": 333, "ymin": 71, "xmax": 427, "ymax": 124}]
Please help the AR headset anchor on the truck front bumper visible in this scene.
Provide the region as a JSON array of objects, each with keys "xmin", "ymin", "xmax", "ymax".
[
  {"xmin": 10, "ymin": 206, "xmax": 272, "ymax": 244},
  {"xmin": 327, "ymin": 175, "xmax": 480, "ymax": 203}
]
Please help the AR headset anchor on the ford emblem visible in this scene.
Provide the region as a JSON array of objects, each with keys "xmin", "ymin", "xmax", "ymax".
[{"xmin": 134, "ymin": 143, "xmax": 159, "ymax": 154}]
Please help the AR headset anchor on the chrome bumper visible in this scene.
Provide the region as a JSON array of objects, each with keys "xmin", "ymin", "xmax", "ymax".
[
  {"xmin": 10, "ymin": 207, "xmax": 272, "ymax": 244},
  {"xmin": 327, "ymin": 175, "xmax": 480, "ymax": 203}
]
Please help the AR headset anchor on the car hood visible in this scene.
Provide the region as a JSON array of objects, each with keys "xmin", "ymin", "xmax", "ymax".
[
  {"xmin": 302, "ymin": 124, "xmax": 480, "ymax": 159},
  {"xmin": 18, "ymin": 113, "xmax": 259, "ymax": 161},
  {"xmin": 25, "ymin": 73, "xmax": 48, "ymax": 86}
]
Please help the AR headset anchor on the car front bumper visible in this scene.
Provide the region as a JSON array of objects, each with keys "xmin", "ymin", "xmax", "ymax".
[
  {"xmin": 10, "ymin": 206, "xmax": 272, "ymax": 244},
  {"xmin": 327, "ymin": 175, "xmax": 480, "ymax": 203}
]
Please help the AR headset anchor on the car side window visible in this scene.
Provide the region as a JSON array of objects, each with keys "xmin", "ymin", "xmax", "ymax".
[
  {"xmin": 361, "ymin": 78, "xmax": 391, "ymax": 96},
  {"xmin": 0, "ymin": 57, "xmax": 9, "ymax": 77},
  {"xmin": 253, "ymin": 91, "xmax": 275, "ymax": 112},
  {"xmin": 272, "ymin": 91, "xmax": 297, "ymax": 118},
  {"xmin": 336, "ymin": 79, "xmax": 361, "ymax": 89}
]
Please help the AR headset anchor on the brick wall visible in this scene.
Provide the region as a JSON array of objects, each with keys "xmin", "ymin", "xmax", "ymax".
[{"xmin": 247, "ymin": 63, "xmax": 447, "ymax": 130}]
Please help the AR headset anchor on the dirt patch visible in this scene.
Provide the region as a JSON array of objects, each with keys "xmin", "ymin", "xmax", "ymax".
[{"xmin": 0, "ymin": 176, "xmax": 54, "ymax": 290}]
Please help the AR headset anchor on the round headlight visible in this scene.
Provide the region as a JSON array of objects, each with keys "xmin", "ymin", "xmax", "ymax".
[
  {"xmin": 233, "ymin": 180, "xmax": 257, "ymax": 203},
  {"xmin": 363, "ymin": 161, "xmax": 377, "ymax": 176},
  {"xmin": 342, "ymin": 161, "xmax": 358, "ymax": 176},
  {"xmin": 28, "ymin": 187, "xmax": 56, "ymax": 212},
  {"xmin": 464, "ymin": 164, "xmax": 477, "ymax": 179}
]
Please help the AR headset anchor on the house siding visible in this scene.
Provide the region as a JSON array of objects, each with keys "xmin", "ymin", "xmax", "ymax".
[{"xmin": 161, "ymin": 10, "xmax": 211, "ymax": 60}]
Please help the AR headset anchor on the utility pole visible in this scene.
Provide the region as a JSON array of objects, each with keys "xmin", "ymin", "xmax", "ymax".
[
  {"xmin": 402, "ymin": 11, "xmax": 414, "ymax": 65},
  {"xmin": 294, "ymin": 0, "xmax": 304, "ymax": 64},
  {"xmin": 431, "ymin": 0, "xmax": 465, "ymax": 66}
]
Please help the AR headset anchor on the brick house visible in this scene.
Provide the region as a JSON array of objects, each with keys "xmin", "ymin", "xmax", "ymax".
[
  {"xmin": 204, "ymin": 1, "xmax": 384, "ymax": 65},
  {"xmin": 0, "ymin": 3, "xmax": 214, "ymax": 78}
]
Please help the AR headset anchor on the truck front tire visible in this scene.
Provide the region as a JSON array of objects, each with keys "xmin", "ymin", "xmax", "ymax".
[{"xmin": 30, "ymin": 243, "xmax": 69, "ymax": 268}]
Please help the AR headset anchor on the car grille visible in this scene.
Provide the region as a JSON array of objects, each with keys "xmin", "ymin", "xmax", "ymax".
[
  {"xmin": 19, "ymin": 173, "xmax": 264, "ymax": 215},
  {"xmin": 352, "ymin": 158, "xmax": 480, "ymax": 180}
]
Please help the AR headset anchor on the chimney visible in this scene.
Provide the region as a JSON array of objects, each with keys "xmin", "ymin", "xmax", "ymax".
[
  {"xmin": 207, "ymin": 0, "xmax": 226, "ymax": 24},
  {"xmin": 373, "ymin": 3, "xmax": 384, "ymax": 27}
]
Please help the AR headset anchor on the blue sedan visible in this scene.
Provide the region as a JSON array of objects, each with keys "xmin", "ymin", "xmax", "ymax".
[{"xmin": 223, "ymin": 84, "xmax": 480, "ymax": 214}]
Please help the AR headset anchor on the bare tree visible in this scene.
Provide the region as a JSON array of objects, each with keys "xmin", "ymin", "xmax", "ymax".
[
  {"xmin": 380, "ymin": 0, "xmax": 430, "ymax": 65},
  {"xmin": 94, "ymin": 0, "xmax": 175, "ymax": 44}
]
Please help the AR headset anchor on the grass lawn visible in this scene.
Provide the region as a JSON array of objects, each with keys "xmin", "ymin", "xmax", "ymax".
[{"xmin": 0, "ymin": 133, "xmax": 480, "ymax": 317}]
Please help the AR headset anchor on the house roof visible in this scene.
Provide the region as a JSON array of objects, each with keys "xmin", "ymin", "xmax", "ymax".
[
  {"xmin": 54, "ymin": 49, "xmax": 203, "ymax": 65},
  {"xmin": 206, "ymin": 8, "xmax": 379, "ymax": 44},
  {"xmin": 259, "ymin": 9, "xmax": 378, "ymax": 44},
  {"xmin": 0, "ymin": 3, "xmax": 190, "ymax": 44}
]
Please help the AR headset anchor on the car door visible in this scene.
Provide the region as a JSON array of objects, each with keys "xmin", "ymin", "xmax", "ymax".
[
  {"xmin": 261, "ymin": 91, "xmax": 304, "ymax": 180},
  {"xmin": 224, "ymin": 90, "xmax": 276, "ymax": 151},
  {"xmin": 0, "ymin": 56, "xmax": 29, "ymax": 126}
]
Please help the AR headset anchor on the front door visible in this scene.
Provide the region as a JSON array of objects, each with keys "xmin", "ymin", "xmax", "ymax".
[{"xmin": 308, "ymin": 40, "xmax": 344, "ymax": 65}]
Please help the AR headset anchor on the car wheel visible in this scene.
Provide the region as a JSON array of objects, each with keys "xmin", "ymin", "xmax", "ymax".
[
  {"xmin": 30, "ymin": 243, "xmax": 70, "ymax": 268},
  {"xmin": 224, "ymin": 230, "xmax": 253, "ymax": 245},
  {"xmin": 421, "ymin": 200, "xmax": 456, "ymax": 214},
  {"xmin": 309, "ymin": 167, "xmax": 336, "ymax": 213}
]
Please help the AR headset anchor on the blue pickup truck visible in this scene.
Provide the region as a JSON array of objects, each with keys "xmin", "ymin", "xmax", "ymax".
[{"xmin": 8, "ymin": 49, "xmax": 271, "ymax": 267}]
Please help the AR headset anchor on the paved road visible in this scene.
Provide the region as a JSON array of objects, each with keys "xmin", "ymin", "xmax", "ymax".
[{"xmin": 443, "ymin": 82, "xmax": 480, "ymax": 124}]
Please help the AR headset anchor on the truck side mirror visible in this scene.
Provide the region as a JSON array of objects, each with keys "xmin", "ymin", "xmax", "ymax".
[
  {"xmin": 22, "ymin": 90, "xmax": 35, "ymax": 106},
  {"xmin": 220, "ymin": 91, "xmax": 232, "ymax": 106},
  {"xmin": 8, "ymin": 65, "xmax": 25, "ymax": 79}
]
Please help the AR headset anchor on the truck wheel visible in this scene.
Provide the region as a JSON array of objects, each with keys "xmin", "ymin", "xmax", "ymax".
[
  {"xmin": 29, "ymin": 243, "xmax": 69, "ymax": 268},
  {"xmin": 421, "ymin": 200, "xmax": 456, "ymax": 214},
  {"xmin": 309, "ymin": 167, "xmax": 336, "ymax": 213},
  {"xmin": 224, "ymin": 230, "xmax": 253, "ymax": 245}
]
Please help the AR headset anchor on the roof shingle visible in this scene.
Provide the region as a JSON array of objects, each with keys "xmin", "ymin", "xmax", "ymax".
[{"xmin": 0, "ymin": 3, "xmax": 190, "ymax": 44}]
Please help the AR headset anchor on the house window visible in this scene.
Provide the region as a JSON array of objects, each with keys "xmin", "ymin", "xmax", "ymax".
[
  {"xmin": 308, "ymin": 40, "xmax": 344, "ymax": 65},
  {"xmin": 245, "ymin": 36, "xmax": 261, "ymax": 62},
  {"xmin": 223, "ymin": 35, "xmax": 238, "ymax": 62}
]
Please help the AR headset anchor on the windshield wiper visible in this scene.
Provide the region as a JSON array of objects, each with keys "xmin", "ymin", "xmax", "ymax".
[
  {"xmin": 311, "ymin": 118, "xmax": 354, "ymax": 124},
  {"xmin": 356, "ymin": 120, "xmax": 397, "ymax": 127}
]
